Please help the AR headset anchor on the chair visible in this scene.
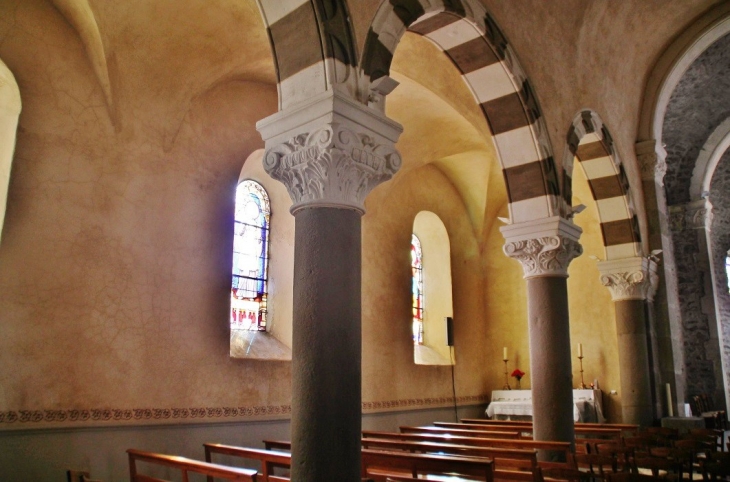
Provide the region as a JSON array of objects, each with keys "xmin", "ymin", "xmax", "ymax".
[
  {"xmin": 692, "ymin": 394, "xmax": 728, "ymax": 430},
  {"xmin": 701, "ymin": 452, "xmax": 730, "ymax": 480},
  {"xmin": 594, "ymin": 442, "xmax": 633, "ymax": 473},
  {"xmin": 574, "ymin": 452, "xmax": 617, "ymax": 480},
  {"xmin": 688, "ymin": 428, "xmax": 725, "ymax": 452}
]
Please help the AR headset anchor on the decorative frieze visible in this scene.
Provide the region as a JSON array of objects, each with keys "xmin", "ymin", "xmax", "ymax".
[
  {"xmin": 501, "ymin": 217, "xmax": 583, "ymax": 278},
  {"xmin": 257, "ymin": 89, "xmax": 403, "ymax": 214},
  {"xmin": 597, "ymin": 256, "xmax": 659, "ymax": 302}
]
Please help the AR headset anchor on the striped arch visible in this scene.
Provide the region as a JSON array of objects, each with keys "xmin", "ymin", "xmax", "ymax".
[
  {"xmin": 361, "ymin": 0, "xmax": 561, "ymax": 223},
  {"xmin": 256, "ymin": 0, "xmax": 358, "ymax": 110},
  {"xmin": 565, "ymin": 111, "xmax": 642, "ymax": 260}
]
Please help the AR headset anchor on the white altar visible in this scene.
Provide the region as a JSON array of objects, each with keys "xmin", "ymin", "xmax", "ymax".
[{"xmin": 486, "ymin": 389, "xmax": 606, "ymax": 423}]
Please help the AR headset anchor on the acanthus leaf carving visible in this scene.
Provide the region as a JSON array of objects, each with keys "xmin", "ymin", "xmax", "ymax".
[
  {"xmin": 263, "ymin": 122, "xmax": 401, "ymax": 214},
  {"xmin": 503, "ymin": 235, "xmax": 583, "ymax": 279}
]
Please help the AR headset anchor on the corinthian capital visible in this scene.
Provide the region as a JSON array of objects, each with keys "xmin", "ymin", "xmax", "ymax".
[
  {"xmin": 597, "ymin": 256, "xmax": 658, "ymax": 302},
  {"xmin": 257, "ymin": 90, "xmax": 403, "ymax": 214},
  {"xmin": 501, "ymin": 217, "xmax": 583, "ymax": 278}
]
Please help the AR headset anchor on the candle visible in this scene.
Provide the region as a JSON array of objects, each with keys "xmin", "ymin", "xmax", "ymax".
[
  {"xmin": 503, "ymin": 347, "xmax": 507, "ymax": 360},
  {"xmin": 578, "ymin": 343, "xmax": 583, "ymax": 357},
  {"xmin": 666, "ymin": 383, "xmax": 674, "ymax": 417}
]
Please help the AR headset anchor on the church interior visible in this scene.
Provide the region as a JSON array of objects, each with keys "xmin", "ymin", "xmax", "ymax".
[{"xmin": 0, "ymin": 0, "xmax": 729, "ymax": 480}]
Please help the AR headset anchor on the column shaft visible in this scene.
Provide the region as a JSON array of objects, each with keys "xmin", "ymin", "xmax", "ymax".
[
  {"xmin": 615, "ymin": 299, "xmax": 654, "ymax": 426},
  {"xmin": 527, "ymin": 276, "xmax": 575, "ymax": 458},
  {"xmin": 291, "ymin": 207, "xmax": 362, "ymax": 482}
]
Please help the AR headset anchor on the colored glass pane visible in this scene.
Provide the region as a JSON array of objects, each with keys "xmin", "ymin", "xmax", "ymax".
[
  {"xmin": 231, "ymin": 180, "xmax": 270, "ymax": 331},
  {"xmin": 411, "ymin": 234, "xmax": 424, "ymax": 345}
]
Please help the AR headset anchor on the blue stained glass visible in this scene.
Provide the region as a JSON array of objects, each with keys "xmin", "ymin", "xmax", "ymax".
[
  {"xmin": 411, "ymin": 234, "xmax": 424, "ymax": 345},
  {"xmin": 230, "ymin": 180, "xmax": 271, "ymax": 331}
]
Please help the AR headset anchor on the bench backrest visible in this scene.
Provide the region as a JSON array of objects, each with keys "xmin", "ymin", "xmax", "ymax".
[
  {"xmin": 204, "ymin": 443, "xmax": 291, "ymax": 481},
  {"xmin": 361, "ymin": 448, "xmax": 494, "ymax": 481},
  {"xmin": 361, "ymin": 438, "xmax": 541, "ymax": 481},
  {"xmin": 460, "ymin": 419, "xmax": 638, "ymax": 431},
  {"xmin": 399, "ymin": 425, "xmax": 523, "ymax": 439},
  {"xmin": 127, "ymin": 448, "xmax": 258, "ymax": 482}
]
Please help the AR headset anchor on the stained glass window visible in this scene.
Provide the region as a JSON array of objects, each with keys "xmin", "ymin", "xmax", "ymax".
[
  {"xmin": 231, "ymin": 180, "xmax": 270, "ymax": 331},
  {"xmin": 726, "ymin": 255, "xmax": 729, "ymax": 292},
  {"xmin": 411, "ymin": 234, "xmax": 424, "ymax": 345}
]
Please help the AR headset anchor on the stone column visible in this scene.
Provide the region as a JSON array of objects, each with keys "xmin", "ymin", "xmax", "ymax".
[
  {"xmin": 501, "ymin": 217, "xmax": 582, "ymax": 456},
  {"xmin": 257, "ymin": 90, "xmax": 402, "ymax": 482},
  {"xmin": 597, "ymin": 257, "xmax": 658, "ymax": 426}
]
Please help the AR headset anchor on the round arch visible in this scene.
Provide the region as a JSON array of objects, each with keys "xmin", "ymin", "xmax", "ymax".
[
  {"xmin": 361, "ymin": 0, "xmax": 562, "ymax": 224},
  {"xmin": 0, "ymin": 57, "xmax": 21, "ymax": 245},
  {"xmin": 637, "ymin": 2, "xmax": 730, "ymax": 146},
  {"xmin": 255, "ymin": 0, "xmax": 359, "ymax": 110},
  {"xmin": 565, "ymin": 110, "xmax": 642, "ymax": 260}
]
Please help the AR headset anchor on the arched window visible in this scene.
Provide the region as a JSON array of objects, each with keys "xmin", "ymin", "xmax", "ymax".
[
  {"xmin": 231, "ymin": 180, "xmax": 271, "ymax": 332},
  {"xmin": 411, "ymin": 234, "xmax": 424, "ymax": 345},
  {"xmin": 726, "ymin": 253, "xmax": 729, "ymax": 292}
]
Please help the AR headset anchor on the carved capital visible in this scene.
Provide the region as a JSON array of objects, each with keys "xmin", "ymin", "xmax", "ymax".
[
  {"xmin": 668, "ymin": 199, "xmax": 713, "ymax": 232},
  {"xmin": 597, "ymin": 257, "xmax": 658, "ymax": 302},
  {"xmin": 263, "ymin": 123, "xmax": 401, "ymax": 213},
  {"xmin": 635, "ymin": 140, "xmax": 667, "ymax": 184},
  {"xmin": 257, "ymin": 90, "xmax": 403, "ymax": 214},
  {"xmin": 501, "ymin": 217, "xmax": 583, "ymax": 278}
]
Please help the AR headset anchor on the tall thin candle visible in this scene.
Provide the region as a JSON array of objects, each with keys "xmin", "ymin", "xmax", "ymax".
[
  {"xmin": 578, "ymin": 343, "xmax": 583, "ymax": 357},
  {"xmin": 503, "ymin": 347, "xmax": 507, "ymax": 360}
]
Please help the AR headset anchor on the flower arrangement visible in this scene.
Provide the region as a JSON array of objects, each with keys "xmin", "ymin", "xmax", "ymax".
[{"xmin": 511, "ymin": 369, "xmax": 525, "ymax": 389}]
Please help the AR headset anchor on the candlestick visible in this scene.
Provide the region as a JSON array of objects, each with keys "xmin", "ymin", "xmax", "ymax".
[
  {"xmin": 503, "ymin": 359, "xmax": 510, "ymax": 390},
  {"xmin": 577, "ymin": 355, "xmax": 587, "ymax": 389}
]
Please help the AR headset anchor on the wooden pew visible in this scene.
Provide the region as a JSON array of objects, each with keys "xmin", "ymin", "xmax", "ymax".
[
  {"xmin": 460, "ymin": 419, "xmax": 639, "ymax": 431},
  {"xmin": 361, "ymin": 438, "xmax": 542, "ymax": 481},
  {"xmin": 127, "ymin": 448, "xmax": 258, "ymax": 482},
  {"xmin": 361, "ymin": 448, "xmax": 494, "ymax": 481},
  {"xmin": 366, "ymin": 431, "xmax": 573, "ymax": 469},
  {"xmin": 432, "ymin": 422, "xmax": 624, "ymax": 445},
  {"xmin": 400, "ymin": 425, "xmax": 525, "ymax": 439},
  {"xmin": 204, "ymin": 443, "xmax": 291, "ymax": 482}
]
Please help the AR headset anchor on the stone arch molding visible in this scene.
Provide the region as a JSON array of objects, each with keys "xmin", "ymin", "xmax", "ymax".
[
  {"xmin": 565, "ymin": 110, "xmax": 642, "ymax": 260},
  {"xmin": 256, "ymin": 0, "xmax": 359, "ymax": 111},
  {"xmin": 361, "ymin": 0, "xmax": 562, "ymax": 224},
  {"xmin": 0, "ymin": 58, "xmax": 21, "ymax": 246},
  {"xmin": 690, "ymin": 118, "xmax": 730, "ymax": 202}
]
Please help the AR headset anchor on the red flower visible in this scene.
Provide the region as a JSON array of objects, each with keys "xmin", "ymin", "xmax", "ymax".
[{"xmin": 510, "ymin": 369, "xmax": 525, "ymax": 380}]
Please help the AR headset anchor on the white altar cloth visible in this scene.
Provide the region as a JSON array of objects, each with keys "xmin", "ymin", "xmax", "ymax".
[{"xmin": 486, "ymin": 389, "xmax": 605, "ymax": 423}]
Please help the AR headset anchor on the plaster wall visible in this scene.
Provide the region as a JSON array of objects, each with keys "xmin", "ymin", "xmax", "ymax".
[{"xmin": 362, "ymin": 164, "xmax": 488, "ymax": 405}]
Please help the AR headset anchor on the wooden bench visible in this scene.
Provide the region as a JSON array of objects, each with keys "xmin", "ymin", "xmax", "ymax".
[
  {"xmin": 361, "ymin": 438, "xmax": 542, "ymax": 481},
  {"xmin": 361, "ymin": 448, "xmax": 494, "ymax": 481},
  {"xmin": 435, "ymin": 422, "xmax": 624, "ymax": 438},
  {"xmin": 400, "ymin": 425, "xmax": 524, "ymax": 439},
  {"xmin": 127, "ymin": 448, "xmax": 258, "ymax": 482},
  {"xmin": 460, "ymin": 419, "xmax": 639, "ymax": 431},
  {"xmin": 204, "ymin": 443, "xmax": 291, "ymax": 482}
]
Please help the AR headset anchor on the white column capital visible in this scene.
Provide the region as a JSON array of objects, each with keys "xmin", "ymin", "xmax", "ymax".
[
  {"xmin": 256, "ymin": 90, "xmax": 403, "ymax": 214},
  {"xmin": 597, "ymin": 256, "xmax": 659, "ymax": 302},
  {"xmin": 500, "ymin": 217, "xmax": 583, "ymax": 279}
]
